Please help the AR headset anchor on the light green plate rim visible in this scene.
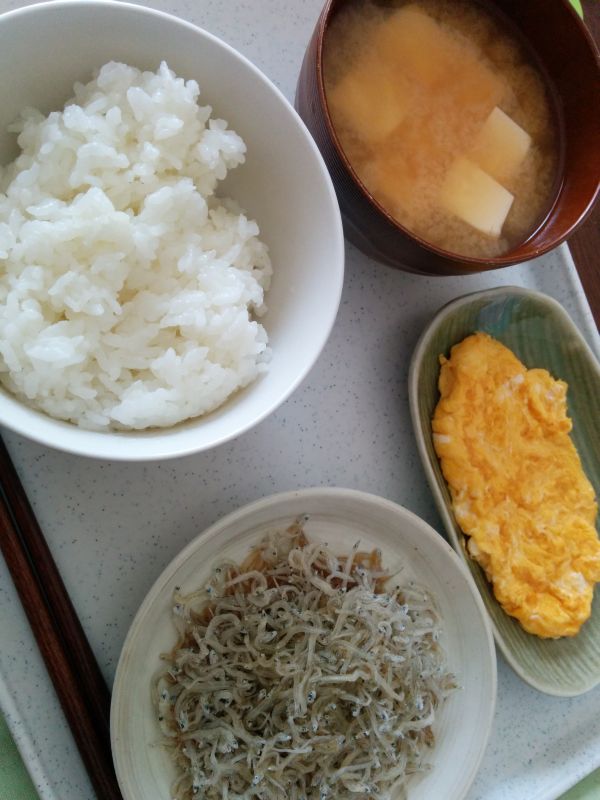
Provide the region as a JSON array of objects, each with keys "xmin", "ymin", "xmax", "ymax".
[
  {"xmin": 408, "ymin": 286, "xmax": 600, "ymax": 697},
  {"xmin": 569, "ymin": 0, "xmax": 584, "ymax": 19}
]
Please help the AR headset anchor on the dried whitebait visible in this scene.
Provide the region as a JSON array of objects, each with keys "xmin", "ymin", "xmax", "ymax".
[{"xmin": 153, "ymin": 522, "xmax": 456, "ymax": 800}]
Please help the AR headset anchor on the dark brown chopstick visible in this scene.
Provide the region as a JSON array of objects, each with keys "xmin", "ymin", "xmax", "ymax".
[{"xmin": 0, "ymin": 435, "xmax": 123, "ymax": 800}]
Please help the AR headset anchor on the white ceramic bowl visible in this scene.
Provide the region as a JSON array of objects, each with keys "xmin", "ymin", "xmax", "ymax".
[
  {"xmin": 0, "ymin": 1, "xmax": 344, "ymax": 460},
  {"xmin": 111, "ymin": 488, "xmax": 497, "ymax": 800}
]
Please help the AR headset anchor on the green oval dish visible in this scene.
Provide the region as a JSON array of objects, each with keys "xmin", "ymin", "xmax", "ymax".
[{"xmin": 409, "ymin": 286, "xmax": 600, "ymax": 696}]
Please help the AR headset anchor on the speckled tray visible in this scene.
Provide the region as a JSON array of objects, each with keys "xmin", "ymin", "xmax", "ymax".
[{"xmin": 0, "ymin": 2, "xmax": 599, "ymax": 800}]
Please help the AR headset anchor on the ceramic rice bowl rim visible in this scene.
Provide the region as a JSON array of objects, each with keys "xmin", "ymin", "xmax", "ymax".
[{"xmin": 0, "ymin": 0, "xmax": 345, "ymax": 461}]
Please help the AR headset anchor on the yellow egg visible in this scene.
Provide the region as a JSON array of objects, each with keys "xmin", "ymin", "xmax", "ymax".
[{"xmin": 432, "ymin": 332, "xmax": 600, "ymax": 638}]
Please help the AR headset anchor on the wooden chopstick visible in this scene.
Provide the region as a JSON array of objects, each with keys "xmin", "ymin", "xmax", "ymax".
[{"xmin": 0, "ymin": 435, "xmax": 123, "ymax": 800}]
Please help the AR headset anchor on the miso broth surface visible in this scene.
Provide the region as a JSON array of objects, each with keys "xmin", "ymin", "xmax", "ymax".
[{"xmin": 324, "ymin": 0, "xmax": 560, "ymax": 259}]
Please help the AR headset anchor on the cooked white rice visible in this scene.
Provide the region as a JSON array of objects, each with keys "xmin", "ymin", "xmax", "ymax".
[{"xmin": 0, "ymin": 61, "xmax": 272, "ymax": 431}]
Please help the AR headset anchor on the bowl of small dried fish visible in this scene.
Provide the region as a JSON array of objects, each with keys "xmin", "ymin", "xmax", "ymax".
[{"xmin": 111, "ymin": 487, "xmax": 496, "ymax": 800}]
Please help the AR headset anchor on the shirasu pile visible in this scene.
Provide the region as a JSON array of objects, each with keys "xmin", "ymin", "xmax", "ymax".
[{"xmin": 153, "ymin": 522, "xmax": 457, "ymax": 800}]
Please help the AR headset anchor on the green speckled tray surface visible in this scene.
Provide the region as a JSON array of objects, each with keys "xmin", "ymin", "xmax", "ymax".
[
  {"xmin": 3, "ymin": 714, "xmax": 598, "ymax": 800},
  {"xmin": 409, "ymin": 286, "xmax": 600, "ymax": 697}
]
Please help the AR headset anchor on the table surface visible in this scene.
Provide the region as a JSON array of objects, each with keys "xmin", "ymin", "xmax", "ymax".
[
  {"xmin": 569, "ymin": 0, "xmax": 600, "ymax": 329},
  {"xmin": 0, "ymin": 2, "xmax": 598, "ymax": 800}
]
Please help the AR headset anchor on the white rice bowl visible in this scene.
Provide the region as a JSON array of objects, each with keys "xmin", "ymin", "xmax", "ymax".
[
  {"xmin": 0, "ymin": 0, "xmax": 344, "ymax": 460},
  {"xmin": 0, "ymin": 60, "xmax": 272, "ymax": 431}
]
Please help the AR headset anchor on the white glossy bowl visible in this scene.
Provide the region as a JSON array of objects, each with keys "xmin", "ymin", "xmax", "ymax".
[
  {"xmin": 111, "ymin": 488, "xmax": 497, "ymax": 800},
  {"xmin": 0, "ymin": 1, "xmax": 344, "ymax": 460}
]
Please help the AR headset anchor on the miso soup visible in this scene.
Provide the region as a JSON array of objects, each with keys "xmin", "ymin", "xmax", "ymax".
[{"xmin": 324, "ymin": 0, "xmax": 561, "ymax": 259}]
